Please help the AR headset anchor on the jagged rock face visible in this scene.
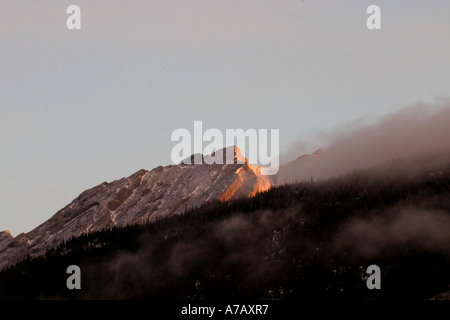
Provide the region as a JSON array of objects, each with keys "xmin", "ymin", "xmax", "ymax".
[
  {"xmin": 0, "ymin": 231, "xmax": 13, "ymax": 254},
  {"xmin": 183, "ymin": 146, "xmax": 248, "ymax": 165},
  {"xmin": 0, "ymin": 147, "xmax": 271, "ymax": 270},
  {"xmin": 0, "ymin": 231, "xmax": 28, "ymax": 270}
]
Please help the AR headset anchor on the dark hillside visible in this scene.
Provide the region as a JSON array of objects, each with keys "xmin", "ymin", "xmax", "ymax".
[{"xmin": 1, "ymin": 153, "xmax": 449, "ymax": 300}]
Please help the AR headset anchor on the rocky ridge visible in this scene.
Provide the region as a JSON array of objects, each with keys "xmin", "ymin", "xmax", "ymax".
[{"xmin": 0, "ymin": 146, "xmax": 271, "ymax": 270}]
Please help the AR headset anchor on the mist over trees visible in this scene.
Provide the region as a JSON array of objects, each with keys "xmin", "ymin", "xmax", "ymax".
[
  {"xmin": 0, "ymin": 150, "xmax": 449, "ymax": 300},
  {"xmin": 279, "ymin": 100, "xmax": 450, "ymax": 183}
]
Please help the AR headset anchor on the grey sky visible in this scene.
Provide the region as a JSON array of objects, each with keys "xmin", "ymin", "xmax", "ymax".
[{"xmin": 1, "ymin": 0, "xmax": 450, "ymax": 235}]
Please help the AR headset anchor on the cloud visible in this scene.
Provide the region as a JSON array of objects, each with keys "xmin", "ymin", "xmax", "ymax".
[
  {"xmin": 92, "ymin": 209, "xmax": 294, "ymax": 298},
  {"xmin": 278, "ymin": 99, "xmax": 450, "ymax": 182},
  {"xmin": 334, "ymin": 208, "xmax": 450, "ymax": 258}
]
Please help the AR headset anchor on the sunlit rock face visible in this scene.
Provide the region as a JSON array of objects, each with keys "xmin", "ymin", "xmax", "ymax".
[{"xmin": 0, "ymin": 146, "xmax": 271, "ymax": 270}]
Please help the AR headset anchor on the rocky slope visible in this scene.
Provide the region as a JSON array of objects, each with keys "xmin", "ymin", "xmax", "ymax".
[{"xmin": 0, "ymin": 146, "xmax": 271, "ymax": 270}]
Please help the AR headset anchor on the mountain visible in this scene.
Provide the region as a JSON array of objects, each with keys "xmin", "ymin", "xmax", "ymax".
[
  {"xmin": 275, "ymin": 148, "xmax": 324, "ymax": 184},
  {"xmin": 276, "ymin": 145, "xmax": 450, "ymax": 185},
  {"xmin": 0, "ymin": 146, "xmax": 271, "ymax": 271},
  {"xmin": 1, "ymin": 151, "xmax": 449, "ymax": 300}
]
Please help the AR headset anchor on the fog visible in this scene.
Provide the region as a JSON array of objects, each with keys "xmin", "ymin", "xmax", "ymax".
[
  {"xmin": 87, "ymin": 209, "xmax": 297, "ymax": 299},
  {"xmin": 334, "ymin": 208, "xmax": 450, "ymax": 258},
  {"xmin": 278, "ymin": 99, "xmax": 450, "ymax": 182}
]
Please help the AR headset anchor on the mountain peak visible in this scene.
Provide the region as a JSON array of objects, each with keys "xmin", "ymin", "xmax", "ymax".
[
  {"xmin": 0, "ymin": 230, "xmax": 11, "ymax": 237},
  {"xmin": 296, "ymin": 148, "xmax": 323, "ymax": 161},
  {"xmin": 0, "ymin": 145, "xmax": 270, "ymax": 270},
  {"xmin": 183, "ymin": 145, "xmax": 248, "ymax": 165},
  {"xmin": 215, "ymin": 145, "xmax": 248, "ymax": 164},
  {"xmin": 312, "ymin": 148, "xmax": 323, "ymax": 156}
]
